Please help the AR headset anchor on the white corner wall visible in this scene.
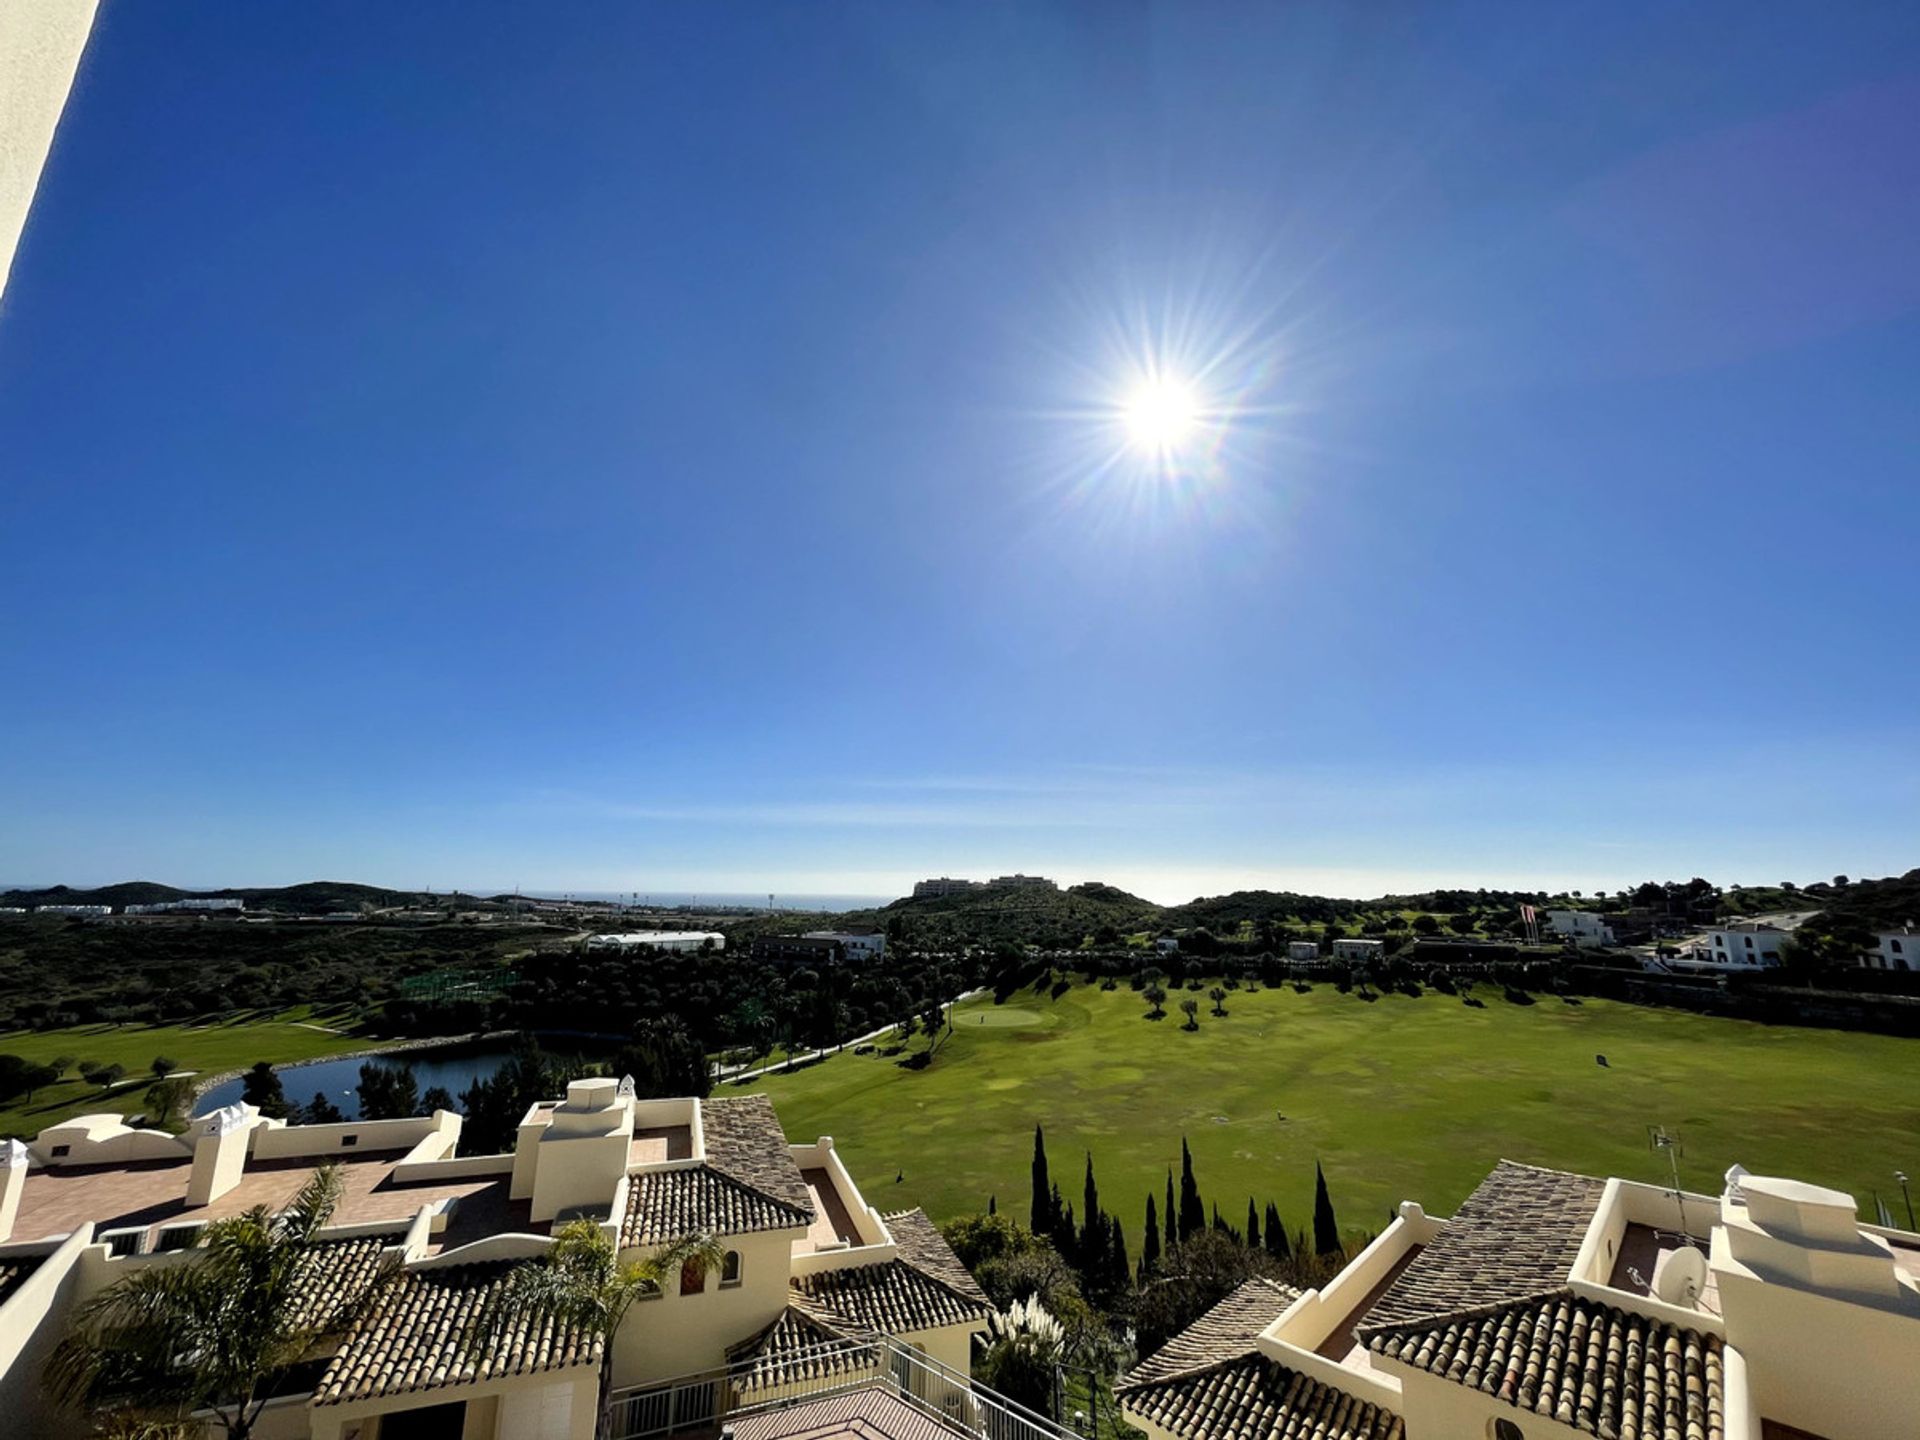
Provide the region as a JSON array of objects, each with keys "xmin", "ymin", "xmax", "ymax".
[{"xmin": 0, "ymin": 0, "xmax": 97, "ymax": 306}]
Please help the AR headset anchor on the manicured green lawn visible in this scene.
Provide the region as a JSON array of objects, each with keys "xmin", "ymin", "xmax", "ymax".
[
  {"xmin": 0, "ymin": 1010, "xmax": 368, "ymax": 1138},
  {"xmin": 740, "ymin": 983, "xmax": 1920, "ymax": 1245}
]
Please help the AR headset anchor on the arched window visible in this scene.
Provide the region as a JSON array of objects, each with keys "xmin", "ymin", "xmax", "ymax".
[
  {"xmin": 721, "ymin": 1250, "xmax": 742, "ymax": 1288},
  {"xmin": 680, "ymin": 1258, "xmax": 706, "ymax": 1296},
  {"xmin": 1490, "ymin": 1420, "xmax": 1524, "ymax": 1440}
]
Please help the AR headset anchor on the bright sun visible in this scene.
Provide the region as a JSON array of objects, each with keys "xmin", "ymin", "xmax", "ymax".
[{"xmin": 1121, "ymin": 375, "xmax": 1201, "ymax": 452}]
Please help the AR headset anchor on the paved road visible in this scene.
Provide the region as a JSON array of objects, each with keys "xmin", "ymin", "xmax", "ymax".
[{"xmin": 715, "ymin": 988, "xmax": 984, "ymax": 1084}]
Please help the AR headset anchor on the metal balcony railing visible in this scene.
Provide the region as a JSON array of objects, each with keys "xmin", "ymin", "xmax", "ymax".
[{"xmin": 604, "ymin": 1335, "xmax": 1076, "ymax": 1440}]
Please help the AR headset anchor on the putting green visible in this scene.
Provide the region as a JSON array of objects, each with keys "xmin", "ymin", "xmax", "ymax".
[{"xmin": 969, "ymin": 1007, "xmax": 1045, "ymax": 1029}]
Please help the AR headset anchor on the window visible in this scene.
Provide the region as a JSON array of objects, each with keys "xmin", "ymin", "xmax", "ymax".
[
  {"xmin": 1490, "ymin": 1420, "xmax": 1525, "ymax": 1440},
  {"xmin": 720, "ymin": 1250, "xmax": 742, "ymax": 1288},
  {"xmin": 51, "ymin": 1144, "xmax": 70, "ymax": 1158},
  {"xmin": 681, "ymin": 1258, "xmax": 706, "ymax": 1295},
  {"xmin": 1894, "ymin": 939, "xmax": 1904, "ymax": 954},
  {"xmin": 636, "ymin": 1278, "xmax": 662, "ymax": 1302},
  {"xmin": 340, "ymin": 1134, "xmax": 358, "ymax": 1147}
]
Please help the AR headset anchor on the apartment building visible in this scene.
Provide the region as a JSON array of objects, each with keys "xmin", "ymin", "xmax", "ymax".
[
  {"xmin": 1119, "ymin": 1157, "xmax": 1920, "ymax": 1440},
  {"xmin": 0, "ymin": 1087, "xmax": 999, "ymax": 1440},
  {"xmin": 912, "ymin": 879, "xmax": 980, "ymax": 899},
  {"xmin": 585, "ymin": 931, "xmax": 724, "ymax": 955}
]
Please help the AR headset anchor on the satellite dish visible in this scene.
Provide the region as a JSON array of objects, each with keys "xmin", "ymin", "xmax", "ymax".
[
  {"xmin": 616, "ymin": 1075, "xmax": 636, "ymax": 1100},
  {"xmin": 1652, "ymin": 1246, "xmax": 1707, "ymax": 1308}
]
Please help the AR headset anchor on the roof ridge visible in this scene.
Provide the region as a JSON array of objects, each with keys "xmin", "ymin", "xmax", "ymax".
[
  {"xmin": 1489, "ymin": 1157, "xmax": 1603, "ymax": 1181},
  {"xmin": 885, "ymin": 1252, "xmax": 993, "ymax": 1311},
  {"xmin": 694, "ymin": 1159, "xmax": 815, "ymax": 1219},
  {"xmin": 1360, "ymin": 1285, "xmax": 1576, "ymax": 1344},
  {"xmin": 1116, "ymin": 1347, "xmax": 1261, "ymax": 1396},
  {"xmin": 1361, "ymin": 1284, "xmax": 1718, "ymax": 1348}
]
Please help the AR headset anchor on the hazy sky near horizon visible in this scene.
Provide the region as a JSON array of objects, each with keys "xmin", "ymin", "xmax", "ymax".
[{"xmin": 3, "ymin": 4, "xmax": 1918, "ymax": 908}]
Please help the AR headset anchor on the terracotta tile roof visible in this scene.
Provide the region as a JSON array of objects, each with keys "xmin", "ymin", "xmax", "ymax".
[
  {"xmin": 1121, "ymin": 1353, "xmax": 1404, "ymax": 1440},
  {"xmin": 287, "ymin": 1235, "xmax": 394, "ymax": 1333},
  {"xmin": 1120, "ymin": 1278, "xmax": 1300, "ymax": 1389},
  {"xmin": 728, "ymin": 1304, "xmax": 867, "ymax": 1394},
  {"xmin": 623, "ymin": 1164, "xmax": 813, "ymax": 1248},
  {"xmin": 1366, "ymin": 1288, "xmax": 1724, "ymax": 1440},
  {"xmin": 794, "ymin": 1258, "xmax": 992, "ymax": 1337},
  {"xmin": 1118, "ymin": 1276, "xmax": 1398, "ymax": 1440},
  {"xmin": 1364, "ymin": 1161, "xmax": 1605, "ymax": 1329},
  {"xmin": 314, "ymin": 1261, "xmax": 602, "ymax": 1406},
  {"xmin": 0, "ymin": 1254, "xmax": 43, "ymax": 1308},
  {"xmin": 882, "ymin": 1209, "xmax": 990, "ymax": 1307},
  {"xmin": 701, "ymin": 1096, "xmax": 814, "ymax": 1212}
]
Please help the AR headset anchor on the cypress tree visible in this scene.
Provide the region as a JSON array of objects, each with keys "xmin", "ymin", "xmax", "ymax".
[
  {"xmin": 1142, "ymin": 1193, "xmax": 1161, "ymax": 1275},
  {"xmin": 1313, "ymin": 1162, "xmax": 1341, "ymax": 1256},
  {"xmin": 1031, "ymin": 1126, "xmax": 1052, "ymax": 1233},
  {"xmin": 1246, "ymin": 1197, "xmax": 1261, "ymax": 1252},
  {"xmin": 1178, "ymin": 1138, "xmax": 1205, "ymax": 1241},
  {"xmin": 1106, "ymin": 1215, "xmax": 1130, "ymax": 1296},
  {"xmin": 988, "ymin": 1194, "xmax": 996, "ymax": 1216},
  {"xmin": 1081, "ymin": 1154, "xmax": 1101, "ymax": 1265},
  {"xmin": 1265, "ymin": 1202, "xmax": 1290, "ymax": 1261},
  {"xmin": 1055, "ymin": 1191, "xmax": 1075, "ymax": 1253},
  {"xmin": 1164, "ymin": 1171, "xmax": 1177, "ymax": 1250}
]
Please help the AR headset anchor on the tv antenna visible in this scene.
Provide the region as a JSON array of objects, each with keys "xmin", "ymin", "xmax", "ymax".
[{"xmin": 1648, "ymin": 1126, "xmax": 1693, "ymax": 1243}]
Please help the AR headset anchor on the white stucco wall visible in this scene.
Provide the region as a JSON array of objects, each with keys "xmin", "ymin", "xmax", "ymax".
[
  {"xmin": 0, "ymin": 0, "xmax": 96, "ymax": 307},
  {"xmin": 610, "ymin": 1228, "xmax": 798, "ymax": 1386},
  {"xmin": 0, "ymin": 1228, "xmax": 95, "ymax": 1440}
]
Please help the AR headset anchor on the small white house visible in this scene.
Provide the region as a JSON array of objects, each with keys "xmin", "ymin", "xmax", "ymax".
[
  {"xmin": 1331, "ymin": 938, "xmax": 1384, "ymax": 964},
  {"xmin": 1704, "ymin": 913, "xmax": 1812, "ymax": 968},
  {"xmin": 1870, "ymin": 927, "xmax": 1915, "ymax": 971},
  {"xmin": 1286, "ymin": 940, "xmax": 1320, "ymax": 962},
  {"xmin": 1546, "ymin": 909, "xmax": 1615, "ymax": 948},
  {"xmin": 802, "ymin": 930, "xmax": 886, "ymax": 960},
  {"xmin": 1154, "ymin": 936, "xmax": 1180, "ymax": 955}
]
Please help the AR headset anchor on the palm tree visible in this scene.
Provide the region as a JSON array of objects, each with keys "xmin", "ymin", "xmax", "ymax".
[
  {"xmin": 46, "ymin": 1165, "xmax": 380, "ymax": 1439},
  {"xmin": 472, "ymin": 1220, "xmax": 723, "ymax": 1436}
]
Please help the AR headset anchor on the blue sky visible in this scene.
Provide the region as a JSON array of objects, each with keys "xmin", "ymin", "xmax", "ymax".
[{"xmin": 3, "ymin": 4, "xmax": 1917, "ymax": 905}]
